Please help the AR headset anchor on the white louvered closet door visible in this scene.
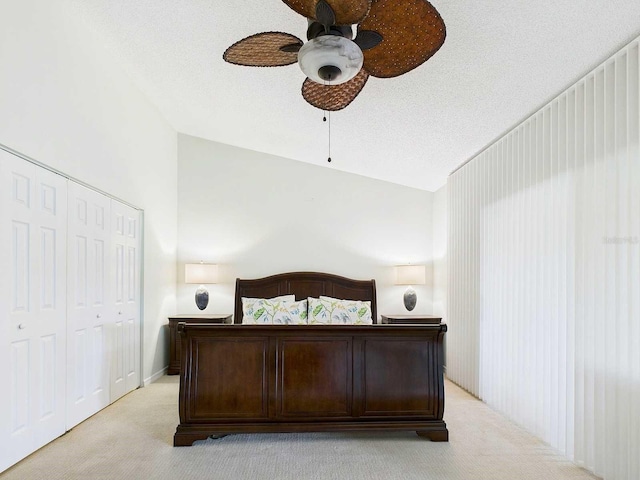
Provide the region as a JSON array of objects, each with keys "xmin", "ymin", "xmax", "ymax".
[
  {"xmin": 110, "ymin": 200, "xmax": 141, "ymax": 402},
  {"xmin": 66, "ymin": 182, "xmax": 111, "ymax": 429},
  {"xmin": 0, "ymin": 151, "xmax": 67, "ymax": 472}
]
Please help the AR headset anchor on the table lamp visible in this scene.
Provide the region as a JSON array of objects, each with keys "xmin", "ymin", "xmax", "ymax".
[
  {"xmin": 185, "ymin": 262, "xmax": 218, "ymax": 310},
  {"xmin": 395, "ymin": 265, "xmax": 425, "ymax": 311}
]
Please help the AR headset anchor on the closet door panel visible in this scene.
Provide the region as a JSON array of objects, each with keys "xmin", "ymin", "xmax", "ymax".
[
  {"xmin": 0, "ymin": 152, "xmax": 67, "ymax": 472},
  {"xmin": 66, "ymin": 182, "xmax": 111, "ymax": 429},
  {"xmin": 110, "ymin": 200, "xmax": 141, "ymax": 401},
  {"xmin": 124, "ymin": 209, "xmax": 140, "ymax": 392},
  {"xmin": 32, "ymin": 168, "xmax": 68, "ymax": 446},
  {"xmin": 110, "ymin": 204, "xmax": 127, "ymax": 400}
]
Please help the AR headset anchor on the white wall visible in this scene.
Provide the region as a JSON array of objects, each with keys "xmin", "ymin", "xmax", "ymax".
[
  {"xmin": 432, "ymin": 184, "xmax": 447, "ymax": 320},
  {"xmin": 177, "ymin": 134, "xmax": 435, "ymax": 319},
  {"xmin": 448, "ymin": 37, "xmax": 640, "ymax": 480},
  {"xmin": 0, "ymin": 1, "xmax": 178, "ymax": 382}
]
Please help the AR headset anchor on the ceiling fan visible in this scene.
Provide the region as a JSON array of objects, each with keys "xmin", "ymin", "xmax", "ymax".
[{"xmin": 223, "ymin": 0, "xmax": 446, "ymax": 111}]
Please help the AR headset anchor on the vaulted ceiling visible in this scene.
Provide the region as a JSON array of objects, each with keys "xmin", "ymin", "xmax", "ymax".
[{"xmin": 66, "ymin": 0, "xmax": 640, "ymax": 191}]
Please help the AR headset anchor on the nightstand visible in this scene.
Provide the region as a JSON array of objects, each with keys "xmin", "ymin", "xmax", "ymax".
[
  {"xmin": 381, "ymin": 314, "xmax": 443, "ymax": 325},
  {"xmin": 168, "ymin": 314, "xmax": 232, "ymax": 375}
]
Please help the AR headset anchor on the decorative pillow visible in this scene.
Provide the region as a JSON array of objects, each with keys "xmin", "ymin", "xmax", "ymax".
[
  {"xmin": 273, "ymin": 299, "xmax": 308, "ymax": 325},
  {"xmin": 308, "ymin": 296, "xmax": 373, "ymax": 325},
  {"xmin": 241, "ymin": 295, "xmax": 295, "ymax": 324}
]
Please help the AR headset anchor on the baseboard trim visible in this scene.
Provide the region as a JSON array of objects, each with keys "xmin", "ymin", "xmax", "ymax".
[{"xmin": 144, "ymin": 366, "xmax": 168, "ymax": 386}]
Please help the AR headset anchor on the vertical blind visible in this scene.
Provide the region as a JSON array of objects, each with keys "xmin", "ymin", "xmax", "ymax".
[{"xmin": 448, "ymin": 37, "xmax": 640, "ymax": 480}]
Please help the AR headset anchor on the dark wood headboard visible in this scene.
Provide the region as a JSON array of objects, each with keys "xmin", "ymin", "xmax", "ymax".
[{"xmin": 234, "ymin": 272, "xmax": 377, "ymax": 324}]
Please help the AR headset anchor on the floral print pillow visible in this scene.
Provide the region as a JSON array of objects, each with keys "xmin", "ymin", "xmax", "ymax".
[
  {"xmin": 242, "ymin": 296, "xmax": 309, "ymax": 324},
  {"xmin": 273, "ymin": 299, "xmax": 308, "ymax": 325},
  {"xmin": 308, "ymin": 296, "xmax": 373, "ymax": 325},
  {"xmin": 241, "ymin": 295, "xmax": 295, "ymax": 324}
]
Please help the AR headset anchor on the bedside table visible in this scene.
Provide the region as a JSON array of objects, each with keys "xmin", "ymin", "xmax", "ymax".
[
  {"xmin": 381, "ymin": 314, "xmax": 443, "ymax": 325},
  {"xmin": 168, "ymin": 314, "xmax": 232, "ymax": 375}
]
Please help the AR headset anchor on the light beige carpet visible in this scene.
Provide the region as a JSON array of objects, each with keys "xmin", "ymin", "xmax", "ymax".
[{"xmin": 1, "ymin": 377, "xmax": 599, "ymax": 480}]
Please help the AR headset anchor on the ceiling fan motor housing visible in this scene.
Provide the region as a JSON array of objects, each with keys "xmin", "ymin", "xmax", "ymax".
[{"xmin": 306, "ymin": 20, "xmax": 353, "ymax": 41}]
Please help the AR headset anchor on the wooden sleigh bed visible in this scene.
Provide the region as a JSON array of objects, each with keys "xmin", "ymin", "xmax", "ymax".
[{"xmin": 174, "ymin": 272, "xmax": 448, "ymax": 446}]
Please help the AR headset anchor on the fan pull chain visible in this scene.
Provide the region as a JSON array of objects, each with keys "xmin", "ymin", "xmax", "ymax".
[
  {"xmin": 321, "ymin": 110, "xmax": 332, "ymax": 162},
  {"xmin": 321, "ymin": 80, "xmax": 332, "ymax": 163},
  {"xmin": 327, "ymin": 111, "xmax": 332, "ymax": 163}
]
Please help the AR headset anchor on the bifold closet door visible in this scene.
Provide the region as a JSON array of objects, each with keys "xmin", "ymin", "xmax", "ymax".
[
  {"xmin": 66, "ymin": 182, "xmax": 111, "ymax": 429},
  {"xmin": 110, "ymin": 200, "xmax": 141, "ymax": 402},
  {"xmin": 0, "ymin": 151, "xmax": 67, "ymax": 472}
]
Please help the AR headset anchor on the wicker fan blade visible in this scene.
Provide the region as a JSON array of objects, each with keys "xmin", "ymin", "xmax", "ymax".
[
  {"xmin": 359, "ymin": 0, "xmax": 446, "ymax": 78},
  {"xmin": 282, "ymin": 0, "xmax": 371, "ymax": 26},
  {"xmin": 223, "ymin": 32, "xmax": 303, "ymax": 67},
  {"xmin": 301, "ymin": 69, "xmax": 369, "ymax": 111}
]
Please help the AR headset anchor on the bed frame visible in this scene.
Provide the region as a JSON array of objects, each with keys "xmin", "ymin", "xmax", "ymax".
[{"xmin": 174, "ymin": 272, "xmax": 448, "ymax": 446}]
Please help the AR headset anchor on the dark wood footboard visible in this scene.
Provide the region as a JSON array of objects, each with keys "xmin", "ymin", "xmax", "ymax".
[{"xmin": 174, "ymin": 323, "xmax": 448, "ymax": 446}]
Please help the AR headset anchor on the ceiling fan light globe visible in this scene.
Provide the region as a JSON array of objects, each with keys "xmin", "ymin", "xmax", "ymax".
[{"xmin": 298, "ymin": 36, "xmax": 363, "ymax": 85}]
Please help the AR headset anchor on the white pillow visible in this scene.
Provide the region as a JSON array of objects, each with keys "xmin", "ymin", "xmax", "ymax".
[
  {"xmin": 241, "ymin": 295, "xmax": 295, "ymax": 324},
  {"xmin": 308, "ymin": 296, "xmax": 373, "ymax": 325}
]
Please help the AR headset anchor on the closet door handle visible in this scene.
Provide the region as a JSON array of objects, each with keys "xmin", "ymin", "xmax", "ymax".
[
  {"xmin": 118, "ymin": 311, "xmax": 123, "ymax": 315},
  {"xmin": 18, "ymin": 323, "xmax": 26, "ymax": 330},
  {"xmin": 96, "ymin": 314, "xmax": 101, "ymax": 319}
]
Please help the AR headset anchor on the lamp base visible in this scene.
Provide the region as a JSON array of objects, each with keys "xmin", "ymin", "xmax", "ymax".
[
  {"xmin": 403, "ymin": 286, "xmax": 417, "ymax": 311},
  {"xmin": 195, "ymin": 285, "xmax": 209, "ymax": 310}
]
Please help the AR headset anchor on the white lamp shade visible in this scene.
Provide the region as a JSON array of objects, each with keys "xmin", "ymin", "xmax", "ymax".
[
  {"xmin": 395, "ymin": 265, "xmax": 426, "ymax": 285},
  {"xmin": 185, "ymin": 263, "xmax": 218, "ymax": 284}
]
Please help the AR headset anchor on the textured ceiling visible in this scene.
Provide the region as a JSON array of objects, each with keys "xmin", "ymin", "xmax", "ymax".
[{"xmin": 65, "ymin": 0, "xmax": 640, "ymax": 191}]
